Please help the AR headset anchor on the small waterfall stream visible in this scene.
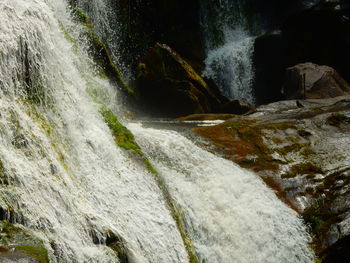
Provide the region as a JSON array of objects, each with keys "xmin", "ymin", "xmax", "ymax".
[
  {"xmin": 201, "ymin": 0, "xmax": 256, "ymax": 104},
  {"xmin": 0, "ymin": 0, "xmax": 315, "ymax": 262},
  {"xmin": 204, "ymin": 29, "xmax": 255, "ymax": 104}
]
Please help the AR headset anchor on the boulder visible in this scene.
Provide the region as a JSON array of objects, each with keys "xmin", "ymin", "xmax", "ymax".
[
  {"xmin": 107, "ymin": 0, "xmax": 205, "ymax": 70},
  {"xmin": 221, "ymin": 99, "xmax": 255, "ymax": 115},
  {"xmin": 136, "ymin": 43, "xmax": 226, "ymax": 117},
  {"xmin": 283, "ymin": 63, "xmax": 350, "ymax": 99},
  {"xmin": 252, "ymin": 1, "xmax": 350, "ymax": 105}
]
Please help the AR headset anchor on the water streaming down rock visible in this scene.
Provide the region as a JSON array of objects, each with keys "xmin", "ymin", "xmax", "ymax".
[
  {"xmin": 202, "ymin": 1, "xmax": 256, "ymax": 104},
  {"xmin": 0, "ymin": 0, "xmax": 189, "ymax": 262},
  {"xmin": 71, "ymin": 0, "xmax": 130, "ymax": 79},
  {"xmin": 129, "ymin": 123, "xmax": 315, "ymax": 263},
  {"xmin": 0, "ymin": 0, "xmax": 316, "ymax": 262},
  {"xmin": 204, "ymin": 28, "xmax": 255, "ymax": 104}
]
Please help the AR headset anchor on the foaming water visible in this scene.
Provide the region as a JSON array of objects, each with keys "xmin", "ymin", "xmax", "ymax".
[
  {"xmin": 129, "ymin": 123, "xmax": 315, "ymax": 263},
  {"xmin": 204, "ymin": 28, "xmax": 255, "ymax": 104},
  {"xmin": 0, "ymin": 0, "xmax": 315, "ymax": 262},
  {"xmin": 72, "ymin": 0, "xmax": 129, "ymax": 79},
  {"xmin": 0, "ymin": 0, "xmax": 188, "ymax": 262}
]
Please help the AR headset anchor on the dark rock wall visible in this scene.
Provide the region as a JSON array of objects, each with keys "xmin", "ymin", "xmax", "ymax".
[{"xmin": 253, "ymin": 1, "xmax": 350, "ymax": 105}]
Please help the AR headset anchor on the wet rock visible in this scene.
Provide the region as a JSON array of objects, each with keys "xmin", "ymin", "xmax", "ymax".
[
  {"xmin": 105, "ymin": 231, "xmax": 129, "ymax": 263},
  {"xmin": 177, "ymin": 114, "xmax": 236, "ymax": 121},
  {"xmin": 283, "ymin": 63, "xmax": 350, "ymax": 99},
  {"xmin": 0, "ymin": 221, "xmax": 49, "ymax": 263},
  {"xmin": 135, "ymin": 43, "xmax": 227, "ymax": 117},
  {"xmin": 253, "ymin": 1, "xmax": 350, "ymax": 105},
  {"xmin": 193, "ymin": 95, "xmax": 350, "ymax": 260},
  {"xmin": 221, "ymin": 99, "xmax": 255, "ymax": 115},
  {"xmin": 103, "ymin": 0, "xmax": 205, "ymax": 70},
  {"xmin": 68, "ymin": 4, "xmax": 132, "ymax": 97}
]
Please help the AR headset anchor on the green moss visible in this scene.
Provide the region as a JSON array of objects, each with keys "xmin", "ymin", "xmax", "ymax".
[
  {"xmin": 170, "ymin": 203, "xmax": 200, "ymax": 263},
  {"xmin": 16, "ymin": 245, "xmax": 49, "ymax": 263},
  {"xmin": 100, "ymin": 105, "xmax": 156, "ymax": 174},
  {"xmin": 99, "ymin": 106, "xmax": 199, "ymax": 262},
  {"xmin": 100, "ymin": 106, "xmax": 199, "ymax": 262},
  {"xmin": 100, "ymin": 106, "xmax": 140, "ymax": 153},
  {"xmin": 272, "ymin": 137, "xmax": 283, "ymax": 144},
  {"xmin": 71, "ymin": 7, "xmax": 89, "ymax": 24},
  {"xmin": 300, "ymin": 147, "xmax": 316, "ymax": 157},
  {"xmin": 0, "ymin": 221, "xmax": 49, "ymax": 263},
  {"xmin": 305, "ymin": 216, "xmax": 325, "ymax": 234},
  {"xmin": 66, "ymin": 4, "xmax": 133, "ymax": 96},
  {"xmin": 82, "ymin": 19, "xmax": 133, "ymax": 96}
]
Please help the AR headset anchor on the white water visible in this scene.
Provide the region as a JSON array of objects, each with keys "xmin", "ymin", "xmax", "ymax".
[
  {"xmin": 204, "ymin": 28, "xmax": 255, "ymax": 104},
  {"xmin": 129, "ymin": 123, "xmax": 315, "ymax": 263},
  {"xmin": 0, "ymin": 0, "xmax": 188, "ymax": 262},
  {"xmin": 0, "ymin": 0, "xmax": 315, "ymax": 262},
  {"xmin": 72, "ymin": 0, "xmax": 130, "ymax": 79}
]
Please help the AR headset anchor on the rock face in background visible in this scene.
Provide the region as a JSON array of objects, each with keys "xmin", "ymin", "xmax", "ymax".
[
  {"xmin": 253, "ymin": 1, "xmax": 350, "ymax": 105},
  {"xmin": 283, "ymin": 63, "xmax": 350, "ymax": 99},
  {"xmin": 110, "ymin": 0, "xmax": 205, "ymax": 70},
  {"xmin": 194, "ymin": 95, "xmax": 350, "ymax": 262},
  {"xmin": 135, "ymin": 44, "xmax": 226, "ymax": 117},
  {"xmin": 135, "ymin": 44, "xmax": 254, "ymax": 117}
]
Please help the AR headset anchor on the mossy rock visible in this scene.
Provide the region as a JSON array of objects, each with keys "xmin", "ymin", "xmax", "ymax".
[
  {"xmin": 100, "ymin": 105, "xmax": 157, "ymax": 174},
  {"xmin": 105, "ymin": 231, "xmax": 128, "ymax": 263},
  {"xmin": 136, "ymin": 43, "xmax": 228, "ymax": 117},
  {"xmin": 0, "ymin": 221, "xmax": 49, "ymax": 263}
]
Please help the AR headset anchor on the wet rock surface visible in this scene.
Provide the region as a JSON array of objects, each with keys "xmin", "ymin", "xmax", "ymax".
[
  {"xmin": 253, "ymin": 0, "xmax": 350, "ymax": 105},
  {"xmin": 135, "ymin": 43, "xmax": 240, "ymax": 117},
  {"xmin": 193, "ymin": 95, "xmax": 350, "ymax": 261},
  {"xmin": 283, "ymin": 63, "xmax": 350, "ymax": 100}
]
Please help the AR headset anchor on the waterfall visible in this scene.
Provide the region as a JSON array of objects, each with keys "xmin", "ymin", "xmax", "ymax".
[
  {"xmin": 204, "ymin": 29, "xmax": 255, "ymax": 104},
  {"xmin": 202, "ymin": 0, "xmax": 256, "ymax": 104},
  {"xmin": 129, "ymin": 123, "xmax": 315, "ymax": 263},
  {"xmin": 0, "ymin": 0, "xmax": 188, "ymax": 262},
  {"xmin": 0, "ymin": 0, "xmax": 315, "ymax": 262}
]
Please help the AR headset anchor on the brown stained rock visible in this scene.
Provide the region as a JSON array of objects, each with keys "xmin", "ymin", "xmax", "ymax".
[
  {"xmin": 283, "ymin": 63, "xmax": 350, "ymax": 100},
  {"xmin": 194, "ymin": 96, "xmax": 350, "ymax": 260}
]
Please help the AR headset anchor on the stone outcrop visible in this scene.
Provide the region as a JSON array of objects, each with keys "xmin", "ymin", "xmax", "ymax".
[
  {"xmin": 253, "ymin": 0, "xmax": 350, "ymax": 105},
  {"xmin": 0, "ymin": 221, "xmax": 49, "ymax": 263},
  {"xmin": 136, "ymin": 44, "xmax": 231, "ymax": 117},
  {"xmin": 283, "ymin": 63, "xmax": 350, "ymax": 99},
  {"xmin": 193, "ymin": 95, "xmax": 350, "ymax": 262},
  {"xmin": 105, "ymin": 0, "xmax": 205, "ymax": 71}
]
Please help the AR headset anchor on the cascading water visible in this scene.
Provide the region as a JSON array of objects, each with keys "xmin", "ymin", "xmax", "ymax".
[
  {"xmin": 0, "ymin": 0, "xmax": 315, "ymax": 262},
  {"xmin": 129, "ymin": 123, "xmax": 315, "ymax": 263},
  {"xmin": 204, "ymin": 29, "xmax": 255, "ymax": 104},
  {"xmin": 202, "ymin": 0, "xmax": 256, "ymax": 104},
  {"xmin": 0, "ymin": 0, "xmax": 189, "ymax": 262}
]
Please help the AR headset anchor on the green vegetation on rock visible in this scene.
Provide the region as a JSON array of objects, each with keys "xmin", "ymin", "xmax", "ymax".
[
  {"xmin": 170, "ymin": 203, "xmax": 200, "ymax": 263},
  {"xmin": 99, "ymin": 105, "xmax": 200, "ymax": 262},
  {"xmin": 100, "ymin": 105, "xmax": 156, "ymax": 174},
  {"xmin": 0, "ymin": 221, "xmax": 49, "ymax": 263}
]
